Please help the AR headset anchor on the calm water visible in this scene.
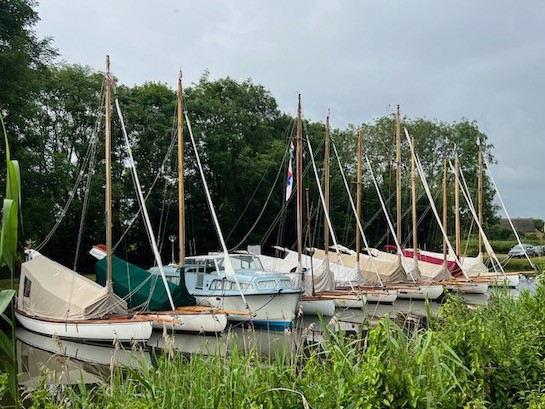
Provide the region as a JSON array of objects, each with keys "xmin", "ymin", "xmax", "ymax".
[{"xmin": 13, "ymin": 275, "xmax": 536, "ymax": 393}]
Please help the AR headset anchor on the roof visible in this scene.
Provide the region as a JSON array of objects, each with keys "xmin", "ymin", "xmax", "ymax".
[{"xmin": 499, "ymin": 218, "xmax": 537, "ymax": 233}]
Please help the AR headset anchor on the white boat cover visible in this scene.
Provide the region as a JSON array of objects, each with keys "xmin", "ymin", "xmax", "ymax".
[
  {"xmin": 400, "ymin": 257, "xmax": 452, "ymax": 281},
  {"xmin": 310, "ymin": 248, "xmax": 407, "ymax": 285},
  {"xmin": 17, "ymin": 255, "xmax": 127, "ymax": 320},
  {"xmin": 257, "ymin": 251, "xmax": 336, "ymax": 293},
  {"xmin": 411, "ymin": 249, "xmax": 486, "ymax": 279},
  {"xmin": 460, "ymin": 252, "xmax": 488, "ymax": 277}
]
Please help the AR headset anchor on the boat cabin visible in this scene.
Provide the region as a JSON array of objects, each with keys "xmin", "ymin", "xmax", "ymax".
[{"xmin": 151, "ymin": 253, "xmax": 295, "ymax": 295}]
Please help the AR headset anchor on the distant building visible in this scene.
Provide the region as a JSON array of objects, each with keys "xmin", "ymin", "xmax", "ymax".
[{"xmin": 499, "ymin": 218, "xmax": 543, "ymax": 238}]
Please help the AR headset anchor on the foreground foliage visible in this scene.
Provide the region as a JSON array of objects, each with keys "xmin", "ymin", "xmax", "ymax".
[{"xmin": 22, "ymin": 281, "xmax": 545, "ymax": 408}]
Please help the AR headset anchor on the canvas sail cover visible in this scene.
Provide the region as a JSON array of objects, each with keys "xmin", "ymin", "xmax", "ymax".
[
  {"xmin": 95, "ymin": 255, "xmax": 196, "ymax": 311},
  {"xmin": 401, "ymin": 256, "xmax": 452, "ymax": 281},
  {"xmin": 460, "ymin": 253, "xmax": 488, "ymax": 277},
  {"xmin": 311, "ymin": 248, "xmax": 407, "ymax": 284},
  {"xmin": 17, "ymin": 255, "xmax": 127, "ymax": 320},
  {"xmin": 403, "ymin": 248, "xmax": 463, "ymax": 275},
  {"xmin": 368, "ymin": 248, "xmax": 452, "ymax": 282},
  {"xmin": 257, "ymin": 250, "xmax": 335, "ymax": 293}
]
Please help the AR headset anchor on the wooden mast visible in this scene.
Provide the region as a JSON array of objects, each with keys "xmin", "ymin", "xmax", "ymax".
[
  {"xmin": 411, "ymin": 135, "xmax": 418, "ymax": 262},
  {"xmin": 355, "ymin": 128, "xmax": 362, "ymax": 269},
  {"xmin": 324, "ymin": 111, "xmax": 330, "ymax": 259},
  {"xmin": 442, "ymin": 148, "xmax": 448, "ymax": 262},
  {"xmin": 477, "ymin": 139, "xmax": 483, "ymax": 254},
  {"xmin": 105, "ymin": 55, "xmax": 113, "ymax": 284},
  {"xmin": 455, "ymin": 149, "xmax": 461, "ymax": 257},
  {"xmin": 306, "ymin": 188, "xmax": 315, "ymax": 295},
  {"xmin": 395, "ymin": 105, "xmax": 402, "ymax": 245},
  {"xmin": 296, "ymin": 95, "xmax": 303, "ymax": 269},
  {"xmin": 177, "ymin": 71, "xmax": 185, "ymax": 268}
]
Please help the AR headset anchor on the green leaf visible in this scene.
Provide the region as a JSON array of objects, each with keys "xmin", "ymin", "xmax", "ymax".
[
  {"xmin": 0, "ymin": 330, "xmax": 14, "ymax": 360},
  {"xmin": 0, "ymin": 289, "xmax": 15, "ymax": 316},
  {"xmin": 0, "ymin": 113, "xmax": 21, "ymax": 273},
  {"xmin": 0, "ymin": 199, "xmax": 17, "ymax": 271},
  {"xmin": 0, "ymin": 313, "xmax": 12, "ymax": 326}
]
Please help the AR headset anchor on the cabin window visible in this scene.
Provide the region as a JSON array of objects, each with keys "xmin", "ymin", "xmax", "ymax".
[
  {"xmin": 23, "ymin": 277, "xmax": 31, "ymax": 297},
  {"xmin": 210, "ymin": 280, "xmax": 223, "ymax": 290},
  {"xmin": 279, "ymin": 279, "xmax": 293, "ymax": 289},
  {"xmin": 257, "ymin": 280, "xmax": 276, "ymax": 290},
  {"xmin": 196, "ymin": 273, "xmax": 205, "ymax": 290}
]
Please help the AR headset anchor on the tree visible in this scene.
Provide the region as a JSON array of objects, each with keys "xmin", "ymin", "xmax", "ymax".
[
  {"xmin": 0, "ymin": 0, "xmax": 56, "ymax": 138},
  {"xmin": 20, "ymin": 65, "xmax": 104, "ymax": 266},
  {"xmin": 182, "ymin": 74, "xmax": 286, "ymax": 254},
  {"xmin": 347, "ymin": 114, "xmax": 496, "ymax": 252}
]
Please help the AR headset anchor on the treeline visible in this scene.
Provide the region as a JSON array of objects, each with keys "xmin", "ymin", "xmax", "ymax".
[{"xmin": 1, "ymin": 0, "xmax": 496, "ymax": 273}]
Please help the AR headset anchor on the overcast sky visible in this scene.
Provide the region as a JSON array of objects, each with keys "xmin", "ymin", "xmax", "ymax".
[{"xmin": 35, "ymin": 1, "xmax": 545, "ymax": 223}]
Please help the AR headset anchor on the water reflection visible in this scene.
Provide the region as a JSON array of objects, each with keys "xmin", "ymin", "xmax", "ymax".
[
  {"xmin": 147, "ymin": 325, "xmax": 298, "ymax": 358},
  {"xmin": 16, "ymin": 327, "xmax": 152, "ymax": 392}
]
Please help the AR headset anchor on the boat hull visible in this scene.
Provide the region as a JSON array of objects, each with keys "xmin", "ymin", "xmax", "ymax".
[
  {"xmin": 444, "ymin": 281, "xmax": 489, "ymax": 294},
  {"xmin": 333, "ymin": 297, "xmax": 366, "ymax": 309},
  {"xmin": 335, "ymin": 286, "xmax": 398, "ymax": 303},
  {"xmin": 297, "ymin": 298, "xmax": 336, "ymax": 316},
  {"xmin": 394, "ymin": 284, "xmax": 444, "ymax": 301},
  {"xmin": 195, "ymin": 292, "xmax": 301, "ymax": 329},
  {"xmin": 359, "ymin": 289, "xmax": 398, "ymax": 303},
  {"xmin": 15, "ymin": 310, "xmax": 153, "ymax": 343},
  {"xmin": 474, "ymin": 273, "xmax": 520, "ymax": 288},
  {"xmin": 148, "ymin": 312, "xmax": 227, "ymax": 333}
]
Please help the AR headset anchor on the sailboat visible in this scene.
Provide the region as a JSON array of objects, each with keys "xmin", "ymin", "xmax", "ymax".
[
  {"xmin": 90, "ymin": 70, "xmax": 228, "ymax": 333},
  {"xmin": 15, "ymin": 56, "xmax": 153, "ymax": 342},
  {"xmin": 313, "ymin": 108, "xmax": 443, "ymax": 301},
  {"xmin": 291, "ymin": 105, "xmax": 337, "ymax": 313},
  {"xmin": 150, "ymin": 80, "xmax": 301, "ymax": 330},
  {"xmin": 401, "ymin": 128, "xmax": 488, "ymax": 294},
  {"xmin": 449, "ymin": 142, "xmax": 519, "ymax": 287},
  {"xmin": 296, "ymin": 126, "xmax": 396, "ymax": 304},
  {"xmin": 258, "ymin": 99, "xmax": 371, "ymax": 310}
]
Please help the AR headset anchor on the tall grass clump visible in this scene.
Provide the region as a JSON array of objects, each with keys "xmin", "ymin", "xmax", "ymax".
[{"xmin": 437, "ymin": 287, "xmax": 545, "ymax": 408}]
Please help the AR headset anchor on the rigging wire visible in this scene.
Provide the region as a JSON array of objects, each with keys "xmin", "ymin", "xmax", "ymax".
[
  {"xmin": 229, "ymin": 147, "xmax": 289, "ymax": 251},
  {"xmin": 36, "ymin": 82, "xmax": 106, "ymax": 253},
  {"xmin": 114, "ymin": 86, "xmax": 177, "ymax": 311}
]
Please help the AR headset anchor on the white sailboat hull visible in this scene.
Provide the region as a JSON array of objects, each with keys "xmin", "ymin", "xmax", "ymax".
[
  {"xmin": 333, "ymin": 296, "xmax": 366, "ymax": 309},
  {"xmin": 15, "ymin": 310, "xmax": 153, "ymax": 343},
  {"xmin": 297, "ymin": 298, "xmax": 336, "ymax": 316},
  {"xmin": 195, "ymin": 292, "xmax": 301, "ymax": 329},
  {"xmin": 444, "ymin": 281, "xmax": 489, "ymax": 294},
  {"xmin": 394, "ymin": 284, "xmax": 444, "ymax": 300},
  {"xmin": 361, "ymin": 289, "xmax": 398, "ymax": 303},
  {"xmin": 148, "ymin": 312, "xmax": 227, "ymax": 333},
  {"xmin": 475, "ymin": 273, "xmax": 520, "ymax": 288}
]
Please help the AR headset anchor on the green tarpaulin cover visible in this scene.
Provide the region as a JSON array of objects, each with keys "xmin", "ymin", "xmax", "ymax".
[{"xmin": 95, "ymin": 256, "xmax": 196, "ymax": 311}]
